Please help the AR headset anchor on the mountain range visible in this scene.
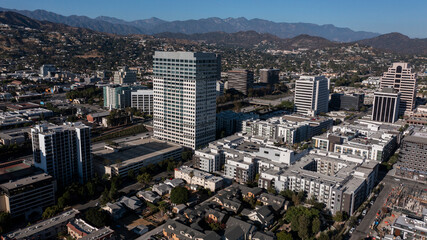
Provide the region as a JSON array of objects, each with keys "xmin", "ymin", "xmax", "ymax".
[
  {"xmin": 1, "ymin": 10, "xmax": 427, "ymax": 56},
  {"xmin": 0, "ymin": 7, "xmax": 379, "ymax": 42}
]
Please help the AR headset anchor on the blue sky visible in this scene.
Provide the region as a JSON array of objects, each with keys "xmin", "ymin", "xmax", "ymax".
[{"xmin": 1, "ymin": 0, "xmax": 427, "ymax": 38}]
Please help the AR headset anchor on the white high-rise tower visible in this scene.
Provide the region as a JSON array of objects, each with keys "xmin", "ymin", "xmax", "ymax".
[
  {"xmin": 294, "ymin": 76, "xmax": 329, "ymax": 115},
  {"xmin": 153, "ymin": 51, "xmax": 220, "ymax": 149}
]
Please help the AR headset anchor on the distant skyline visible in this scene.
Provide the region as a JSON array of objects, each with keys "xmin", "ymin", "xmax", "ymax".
[{"xmin": 1, "ymin": 0, "xmax": 427, "ymax": 38}]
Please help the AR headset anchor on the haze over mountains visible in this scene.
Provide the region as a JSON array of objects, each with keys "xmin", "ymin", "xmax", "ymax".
[{"xmin": 0, "ymin": 7, "xmax": 380, "ymax": 42}]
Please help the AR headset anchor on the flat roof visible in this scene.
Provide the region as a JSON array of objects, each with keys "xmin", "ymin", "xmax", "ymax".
[
  {"xmin": 94, "ymin": 138, "xmax": 182, "ymax": 167},
  {"xmin": 1, "ymin": 173, "xmax": 52, "ymax": 190}
]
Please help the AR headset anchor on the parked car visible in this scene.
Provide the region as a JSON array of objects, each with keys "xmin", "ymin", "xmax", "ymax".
[
  {"xmin": 349, "ymin": 227, "xmax": 355, "ymax": 234},
  {"xmin": 362, "ymin": 209, "xmax": 367, "ymax": 216}
]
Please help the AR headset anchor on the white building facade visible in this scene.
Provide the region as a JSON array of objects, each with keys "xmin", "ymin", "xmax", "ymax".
[{"xmin": 294, "ymin": 76, "xmax": 329, "ymax": 115}]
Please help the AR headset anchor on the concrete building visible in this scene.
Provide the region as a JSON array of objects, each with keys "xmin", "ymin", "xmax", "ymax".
[
  {"xmin": 395, "ymin": 127, "xmax": 427, "ymax": 182},
  {"xmin": 216, "ymin": 110, "xmax": 259, "ymax": 136},
  {"xmin": 131, "ymin": 89, "xmax": 154, "ymax": 114},
  {"xmin": 258, "ymin": 153, "xmax": 378, "ymax": 216},
  {"xmin": 0, "ymin": 173, "xmax": 56, "ymax": 218},
  {"xmin": 93, "ymin": 138, "xmax": 182, "ymax": 178},
  {"xmin": 380, "ymin": 62, "xmax": 417, "ymax": 115},
  {"xmin": 259, "ymin": 68, "xmax": 280, "ymax": 85},
  {"xmin": 227, "ymin": 69, "xmax": 254, "ymax": 95},
  {"xmin": 216, "ymin": 80, "xmax": 224, "ymax": 96},
  {"xmin": 113, "ymin": 66, "xmax": 137, "ymax": 85},
  {"xmin": 390, "ymin": 208, "xmax": 427, "ymax": 239},
  {"xmin": 153, "ymin": 51, "xmax": 220, "ymax": 149},
  {"xmin": 194, "ymin": 146, "xmax": 224, "ymax": 173},
  {"xmin": 31, "ymin": 122, "xmax": 93, "ymax": 186},
  {"xmin": 371, "ymin": 87, "xmax": 400, "ymax": 123},
  {"xmin": 242, "ymin": 114, "xmax": 333, "ymax": 144},
  {"xmin": 174, "ymin": 166, "xmax": 224, "ymax": 192},
  {"xmin": 3, "ymin": 209, "xmax": 80, "ymax": 240},
  {"xmin": 294, "ymin": 76, "xmax": 329, "ymax": 115}
]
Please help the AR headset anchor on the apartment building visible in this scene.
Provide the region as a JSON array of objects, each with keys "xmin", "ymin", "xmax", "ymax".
[
  {"xmin": 103, "ymin": 85, "xmax": 132, "ymax": 109},
  {"xmin": 395, "ymin": 127, "xmax": 427, "ymax": 182},
  {"xmin": 174, "ymin": 166, "xmax": 224, "ymax": 192},
  {"xmin": 194, "ymin": 145, "xmax": 224, "ymax": 172},
  {"xmin": 153, "ymin": 51, "xmax": 220, "ymax": 149},
  {"xmin": 131, "ymin": 89, "xmax": 154, "ymax": 114},
  {"xmin": 31, "ymin": 122, "xmax": 92, "ymax": 186},
  {"xmin": 216, "ymin": 110, "xmax": 259, "ymax": 136},
  {"xmin": 380, "ymin": 62, "xmax": 417, "ymax": 115},
  {"xmin": 294, "ymin": 76, "xmax": 329, "ymax": 115},
  {"xmin": 0, "ymin": 173, "xmax": 56, "ymax": 218}
]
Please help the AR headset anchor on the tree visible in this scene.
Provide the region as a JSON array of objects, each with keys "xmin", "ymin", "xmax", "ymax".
[
  {"xmin": 170, "ymin": 186, "xmax": 189, "ymax": 204},
  {"xmin": 158, "ymin": 201, "xmax": 167, "ymax": 216},
  {"xmin": 276, "ymin": 231, "xmax": 293, "ymax": 240},
  {"xmin": 128, "ymin": 169, "xmax": 135, "ymax": 180},
  {"xmin": 84, "ymin": 208, "xmax": 110, "ymax": 228},
  {"xmin": 298, "ymin": 215, "xmax": 311, "ymax": 239},
  {"xmin": 319, "ymin": 232, "xmax": 329, "ymax": 240},
  {"xmin": 333, "ymin": 211, "xmax": 349, "ymax": 222},
  {"xmin": 312, "ymin": 217, "xmax": 321, "ymax": 235},
  {"xmin": 42, "ymin": 205, "xmax": 60, "ymax": 219},
  {"xmin": 182, "ymin": 150, "xmax": 193, "ymax": 161},
  {"xmin": 137, "ymin": 173, "xmax": 152, "ymax": 185}
]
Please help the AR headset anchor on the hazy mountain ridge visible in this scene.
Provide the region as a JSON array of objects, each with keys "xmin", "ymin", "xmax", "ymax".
[{"xmin": 0, "ymin": 7, "xmax": 379, "ymax": 42}]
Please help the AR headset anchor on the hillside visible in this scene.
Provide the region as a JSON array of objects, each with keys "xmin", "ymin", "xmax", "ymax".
[
  {"xmin": 0, "ymin": 7, "xmax": 379, "ymax": 42},
  {"xmin": 356, "ymin": 32, "xmax": 427, "ymax": 55}
]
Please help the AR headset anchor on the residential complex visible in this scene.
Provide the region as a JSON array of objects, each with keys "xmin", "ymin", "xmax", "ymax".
[
  {"xmin": 113, "ymin": 66, "xmax": 137, "ymax": 85},
  {"xmin": 0, "ymin": 173, "xmax": 56, "ymax": 218},
  {"xmin": 227, "ymin": 69, "xmax": 254, "ymax": 95},
  {"xmin": 216, "ymin": 110, "xmax": 259, "ymax": 136},
  {"xmin": 371, "ymin": 87, "xmax": 400, "ymax": 123},
  {"xmin": 380, "ymin": 62, "xmax": 417, "ymax": 115},
  {"xmin": 395, "ymin": 127, "xmax": 427, "ymax": 182},
  {"xmin": 153, "ymin": 51, "xmax": 220, "ymax": 149},
  {"xmin": 242, "ymin": 114, "xmax": 333, "ymax": 144},
  {"xmin": 31, "ymin": 122, "xmax": 93, "ymax": 186},
  {"xmin": 294, "ymin": 76, "xmax": 329, "ymax": 115},
  {"xmin": 174, "ymin": 166, "xmax": 224, "ymax": 192},
  {"xmin": 131, "ymin": 89, "xmax": 154, "ymax": 114}
]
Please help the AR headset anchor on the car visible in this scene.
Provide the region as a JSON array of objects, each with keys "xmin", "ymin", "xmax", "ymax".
[
  {"xmin": 362, "ymin": 209, "xmax": 367, "ymax": 216},
  {"xmin": 349, "ymin": 227, "xmax": 355, "ymax": 234},
  {"xmin": 370, "ymin": 200, "xmax": 375, "ymax": 205},
  {"xmin": 394, "ymin": 178, "xmax": 400, "ymax": 181}
]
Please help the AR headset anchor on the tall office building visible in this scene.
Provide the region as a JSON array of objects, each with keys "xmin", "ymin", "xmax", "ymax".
[
  {"xmin": 294, "ymin": 76, "xmax": 329, "ymax": 115},
  {"xmin": 153, "ymin": 51, "xmax": 220, "ymax": 149},
  {"xmin": 31, "ymin": 122, "xmax": 92, "ymax": 186},
  {"xmin": 259, "ymin": 68, "xmax": 280, "ymax": 85},
  {"xmin": 227, "ymin": 69, "xmax": 254, "ymax": 95},
  {"xmin": 380, "ymin": 62, "xmax": 417, "ymax": 115},
  {"xmin": 131, "ymin": 89, "xmax": 154, "ymax": 114},
  {"xmin": 371, "ymin": 87, "xmax": 400, "ymax": 123},
  {"xmin": 103, "ymin": 85, "xmax": 135, "ymax": 109},
  {"xmin": 113, "ymin": 66, "xmax": 137, "ymax": 85}
]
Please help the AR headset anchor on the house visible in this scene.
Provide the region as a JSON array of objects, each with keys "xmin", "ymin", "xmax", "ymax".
[
  {"xmin": 173, "ymin": 204, "xmax": 187, "ymax": 214},
  {"xmin": 212, "ymin": 196, "xmax": 242, "ymax": 214},
  {"xmin": 165, "ymin": 178, "xmax": 185, "ymax": 188},
  {"xmin": 234, "ymin": 184, "xmax": 263, "ymax": 199},
  {"xmin": 103, "ymin": 202, "xmax": 126, "ymax": 220},
  {"xmin": 118, "ymin": 196, "xmax": 142, "ymax": 211},
  {"xmin": 252, "ymin": 231, "xmax": 275, "ymax": 240},
  {"xmin": 137, "ymin": 190, "xmax": 161, "ymax": 204},
  {"xmin": 206, "ymin": 209, "xmax": 228, "ymax": 223},
  {"xmin": 224, "ymin": 226, "xmax": 245, "ymax": 240},
  {"xmin": 247, "ymin": 206, "xmax": 275, "ymax": 228},
  {"xmin": 226, "ymin": 217, "xmax": 257, "ymax": 240},
  {"xmin": 152, "ymin": 183, "xmax": 172, "ymax": 196},
  {"xmin": 163, "ymin": 219, "xmax": 206, "ymax": 240},
  {"xmin": 132, "ymin": 225, "xmax": 149, "ymax": 235},
  {"xmin": 259, "ymin": 193, "xmax": 286, "ymax": 212}
]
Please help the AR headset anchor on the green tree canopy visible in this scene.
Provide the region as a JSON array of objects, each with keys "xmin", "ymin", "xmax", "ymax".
[{"xmin": 170, "ymin": 186, "xmax": 189, "ymax": 204}]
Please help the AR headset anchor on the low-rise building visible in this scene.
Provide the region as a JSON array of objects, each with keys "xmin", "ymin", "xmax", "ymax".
[
  {"xmin": 174, "ymin": 166, "xmax": 224, "ymax": 192},
  {"xmin": 67, "ymin": 218, "xmax": 98, "ymax": 239},
  {"xmin": 216, "ymin": 111, "xmax": 259, "ymax": 136},
  {"xmin": 131, "ymin": 90, "xmax": 153, "ymax": 114},
  {"xmin": 391, "ymin": 209, "xmax": 427, "ymax": 239}
]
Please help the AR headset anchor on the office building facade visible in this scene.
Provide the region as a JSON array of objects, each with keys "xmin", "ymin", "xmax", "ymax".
[
  {"xmin": 371, "ymin": 87, "xmax": 400, "ymax": 123},
  {"xmin": 153, "ymin": 51, "xmax": 220, "ymax": 149},
  {"xmin": 294, "ymin": 76, "xmax": 329, "ymax": 115},
  {"xmin": 380, "ymin": 62, "xmax": 417, "ymax": 115},
  {"xmin": 31, "ymin": 122, "xmax": 93, "ymax": 186},
  {"xmin": 227, "ymin": 69, "xmax": 254, "ymax": 95},
  {"xmin": 131, "ymin": 89, "xmax": 154, "ymax": 114},
  {"xmin": 113, "ymin": 66, "xmax": 137, "ymax": 85},
  {"xmin": 259, "ymin": 68, "xmax": 280, "ymax": 85},
  {"xmin": 103, "ymin": 85, "xmax": 131, "ymax": 109}
]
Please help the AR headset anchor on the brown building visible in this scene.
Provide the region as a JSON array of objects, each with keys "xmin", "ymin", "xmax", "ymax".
[{"xmin": 227, "ymin": 69, "xmax": 254, "ymax": 95}]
